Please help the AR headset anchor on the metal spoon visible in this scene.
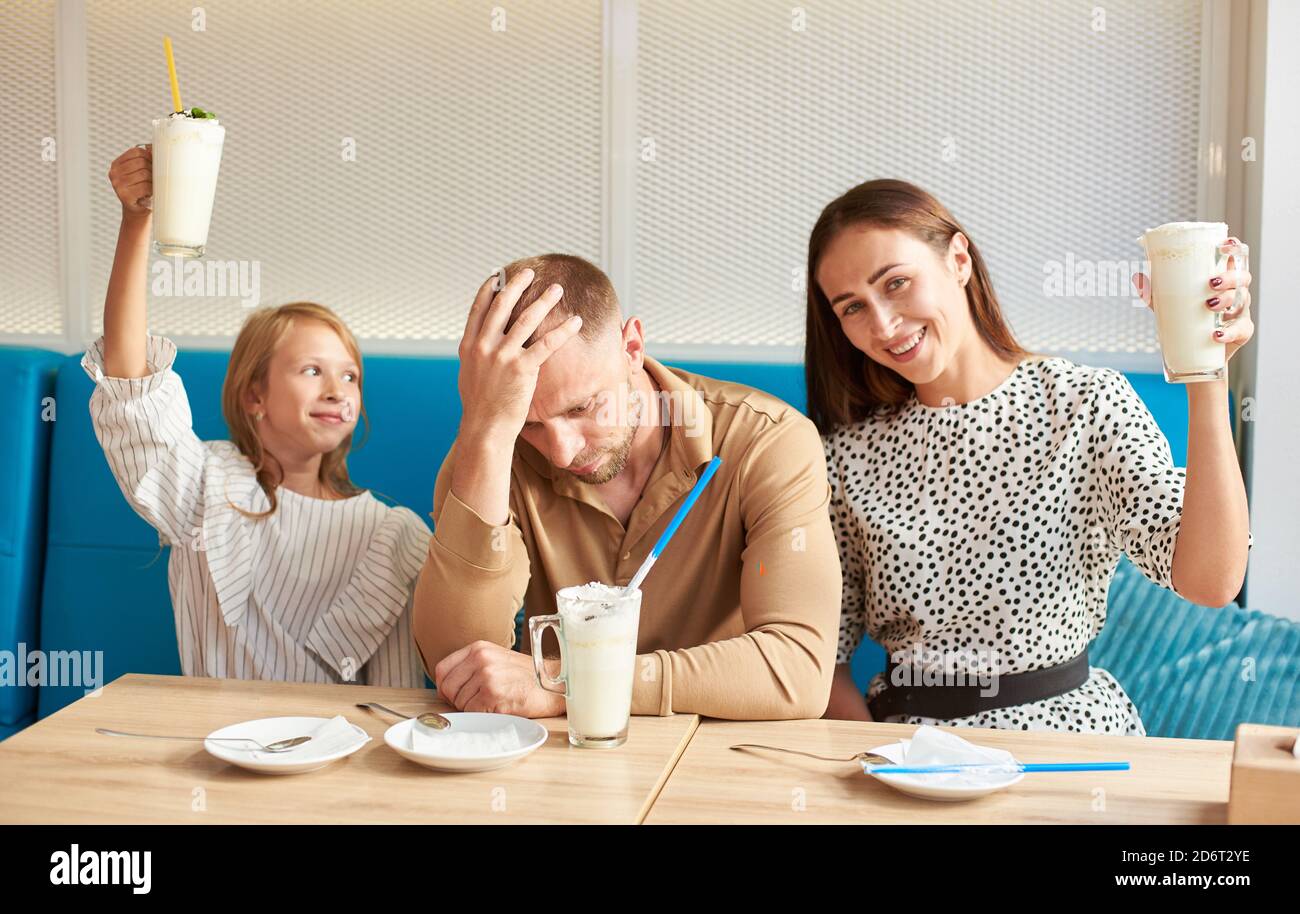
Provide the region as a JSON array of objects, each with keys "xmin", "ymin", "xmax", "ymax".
[
  {"xmin": 95, "ymin": 727, "xmax": 311, "ymax": 752},
  {"xmin": 729, "ymin": 743, "xmax": 895, "ymax": 766},
  {"xmin": 355, "ymin": 702, "xmax": 451, "ymax": 734}
]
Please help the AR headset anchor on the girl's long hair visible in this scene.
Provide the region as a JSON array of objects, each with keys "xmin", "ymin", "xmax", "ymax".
[
  {"xmin": 804, "ymin": 179, "xmax": 1030, "ymax": 435},
  {"xmin": 221, "ymin": 302, "xmax": 366, "ymax": 516}
]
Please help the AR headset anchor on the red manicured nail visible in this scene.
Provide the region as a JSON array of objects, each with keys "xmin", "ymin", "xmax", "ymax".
[
  {"xmin": 1210, "ymin": 277, "xmax": 1222, "ymax": 288},
  {"xmin": 1207, "ymin": 297, "xmax": 1220, "ymax": 308},
  {"xmin": 1214, "ymin": 330, "xmax": 1224, "ymax": 338}
]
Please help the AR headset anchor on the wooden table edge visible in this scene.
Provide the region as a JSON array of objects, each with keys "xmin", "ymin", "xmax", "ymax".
[{"xmin": 0, "ymin": 674, "xmax": 713, "ymax": 826}]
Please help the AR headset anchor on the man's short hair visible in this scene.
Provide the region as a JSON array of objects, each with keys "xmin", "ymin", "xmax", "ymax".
[{"xmin": 500, "ymin": 253, "xmax": 622, "ymax": 348}]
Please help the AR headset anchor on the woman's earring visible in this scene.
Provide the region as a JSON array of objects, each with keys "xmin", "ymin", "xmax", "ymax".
[{"xmin": 254, "ymin": 412, "xmax": 264, "ymax": 422}]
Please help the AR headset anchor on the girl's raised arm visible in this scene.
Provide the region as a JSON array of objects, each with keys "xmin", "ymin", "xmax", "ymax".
[
  {"xmin": 84, "ymin": 144, "xmax": 215, "ymax": 548},
  {"xmin": 103, "ymin": 144, "xmax": 153, "ymax": 379}
]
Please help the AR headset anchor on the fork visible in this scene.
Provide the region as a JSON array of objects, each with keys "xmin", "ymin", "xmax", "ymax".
[
  {"xmin": 95, "ymin": 727, "xmax": 311, "ymax": 752},
  {"xmin": 729, "ymin": 743, "xmax": 1130, "ymax": 774},
  {"xmin": 729, "ymin": 743, "xmax": 895, "ymax": 765}
]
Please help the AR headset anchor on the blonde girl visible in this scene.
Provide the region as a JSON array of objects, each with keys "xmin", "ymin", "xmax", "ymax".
[{"xmin": 85, "ymin": 143, "xmax": 430, "ymax": 686}]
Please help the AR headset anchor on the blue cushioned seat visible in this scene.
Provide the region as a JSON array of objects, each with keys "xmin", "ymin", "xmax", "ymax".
[
  {"xmin": 0, "ymin": 347, "xmax": 62, "ymax": 738},
  {"xmin": 1093, "ymin": 556, "xmax": 1299, "ymax": 739}
]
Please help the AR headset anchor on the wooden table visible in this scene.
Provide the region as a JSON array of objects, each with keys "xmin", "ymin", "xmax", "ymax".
[
  {"xmin": 0, "ymin": 675, "xmax": 1238, "ymax": 824},
  {"xmin": 0, "ymin": 674, "xmax": 698, "ymax": 824},
  {"xmin": 644, "ymin": 718, "xmax": 1234, "ymax": 824}
]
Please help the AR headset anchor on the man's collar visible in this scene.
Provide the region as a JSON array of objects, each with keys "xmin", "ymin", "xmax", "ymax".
[{"xmin": 641, "ymin": 354, "xmax": 713, "ymax": 477}]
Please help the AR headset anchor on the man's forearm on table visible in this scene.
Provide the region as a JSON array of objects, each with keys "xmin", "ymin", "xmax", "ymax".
[{"xmin": 631, "ymin": 626, "xmax": 836, "ymax": 720}]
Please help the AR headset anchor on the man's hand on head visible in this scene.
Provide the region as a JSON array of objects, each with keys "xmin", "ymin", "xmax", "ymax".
[
  {"xmin": 456, "ymin": 267, "xmax": 584, "ymax": 442},
  {"xmin": 433, "ymin": 640, "xmax": 566, "ymax": 718},
  {"xmin": 448, "ymin": 266, "xmax": 584, "ymax": 527}
]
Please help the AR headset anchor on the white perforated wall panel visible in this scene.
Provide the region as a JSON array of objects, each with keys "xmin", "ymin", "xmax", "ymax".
[
  {"xmin": 5, "ymin": 0, "xmax": 1212, "ymax": 361},
  {"xmin": 0, "ymin": 0, "xmax": 62, "ymax": 337},
  {"xmin": 83, "ymin": 0, "xmax": 604, "ymax": 341},
  {"xmin": 633, "ymin": 0, "xmax": 1204, "ymax": 358}
]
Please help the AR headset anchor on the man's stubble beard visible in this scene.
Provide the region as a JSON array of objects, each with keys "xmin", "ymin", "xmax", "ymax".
[{"xmin": 573, "ymin": 378, "xmax": 649, "ymax": 486}]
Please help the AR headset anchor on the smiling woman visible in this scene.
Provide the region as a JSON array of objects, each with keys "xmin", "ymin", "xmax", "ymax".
[
  {"xmin": 805, "ymin": 179, "xmax": 1029, "ymax": 429},
  {"xmin": 807, "ymin": 178, "xmax": 1253, "ymax": 734}
]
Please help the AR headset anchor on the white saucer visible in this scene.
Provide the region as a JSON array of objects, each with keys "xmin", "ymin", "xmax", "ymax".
[
  {"xmin": 863, "ymin": 739, "xmax": 1024, "ymax": 801},
  {"xmin": 383, "ymin": 713, "xmax": 548, "ymax": 772},
  {"xmin": 204, "ymin": 716, "xmax": 370, "ymax": 775}
]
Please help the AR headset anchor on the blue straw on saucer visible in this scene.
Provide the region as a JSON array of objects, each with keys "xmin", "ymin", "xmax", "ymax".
[{"xmin": 870, "ymin": 761, "xmax": 1131, "ymax": 775}]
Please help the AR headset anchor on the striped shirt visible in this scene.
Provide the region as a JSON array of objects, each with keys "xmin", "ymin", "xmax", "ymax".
[{"xmin": 82, "ymin": 335, "xmax": 431, "ymax": 687}]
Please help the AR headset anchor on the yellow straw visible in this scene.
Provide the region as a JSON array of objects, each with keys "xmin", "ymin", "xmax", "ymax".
[{"xmin": 163, "ymin": 37, "xmax": 183, "ymax": 113}]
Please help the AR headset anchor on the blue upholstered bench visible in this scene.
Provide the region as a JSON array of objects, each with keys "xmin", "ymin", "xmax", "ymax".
[
  {"xmin": 0, "ymin": 347, "xmax": 63, "ymax": 739},
  {"xmin": 14, "ymin": 346, "xmax": 1296, "ymax": 740},
  {"xmin": 1092, "ymin": 556, "xmax": 1299, "ymax": 739}
]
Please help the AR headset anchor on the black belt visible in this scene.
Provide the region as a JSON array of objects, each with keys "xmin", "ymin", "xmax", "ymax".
[{"xmin": 866, "ymin": 648, "xmax": 1090, "ymax": 721}]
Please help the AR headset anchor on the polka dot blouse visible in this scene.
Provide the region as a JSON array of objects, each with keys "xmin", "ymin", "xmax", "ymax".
[{"xmin": 823, "ymin": 356, "xmax": 1194, "ymax": 736}]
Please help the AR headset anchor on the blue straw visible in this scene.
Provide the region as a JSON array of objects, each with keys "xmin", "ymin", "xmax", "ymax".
[
  {"xmin": 870, "ymin": 761, "xmax": 1130, "ymax": 775},
  {"xmin": 625, "ymin": 455, "xmax": 722, "ymax": 593}
]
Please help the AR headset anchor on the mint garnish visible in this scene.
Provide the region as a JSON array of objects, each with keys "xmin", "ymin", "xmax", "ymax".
[{"xmin": 188, "ymin": 107, "xmax": 217, "ymax": 119}]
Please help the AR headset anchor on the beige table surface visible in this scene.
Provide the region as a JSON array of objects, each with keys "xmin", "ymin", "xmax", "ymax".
[
  {"xmin": 644, "ymin": 717, "xmax": 1234, "ymax": 824},
  {"xmin": 0, "ymin": 674, "xmax": 699, "ymax": 824}
]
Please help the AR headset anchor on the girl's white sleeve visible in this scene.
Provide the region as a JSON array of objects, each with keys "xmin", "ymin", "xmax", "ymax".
[{"xmin": 82, "ymin": 334, "xmax": 209, "ymax": 548}]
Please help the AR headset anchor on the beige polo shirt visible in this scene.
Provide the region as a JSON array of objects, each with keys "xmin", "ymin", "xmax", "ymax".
[{"xmin": 412, "ymin": 354, "xmax": 842, "ymax": 719}]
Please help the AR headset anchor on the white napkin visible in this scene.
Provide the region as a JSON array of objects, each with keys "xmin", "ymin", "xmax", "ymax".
[
  {"xmin": 409, "ymin": 721, "xmax": 524, "ymax": 756},
  {"xmin": 251, "ymin": 715, "xmax": 369, "ymax": 761},
  {"xmin": 886, "ymin": 725, "xmax": 1020, "ymax": 786}
]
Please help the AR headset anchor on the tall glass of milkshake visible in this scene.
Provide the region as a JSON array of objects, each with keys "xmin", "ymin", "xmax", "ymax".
[
  {"xmin": 530, "ymin": 582, "xmax": 641, "ymax": 749},
  {"xmin": 151, "ymin": 110, "xmax": 225, "ymax": 258},
  {"xmin": 1137, "ymin": 221, "xmax": 1245, "ymax": 383}
]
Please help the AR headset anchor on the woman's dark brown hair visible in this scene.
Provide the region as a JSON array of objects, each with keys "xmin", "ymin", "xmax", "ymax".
[{"xmin": 804, "ymin": 179, "xmax": 1029, "ymax": 434}]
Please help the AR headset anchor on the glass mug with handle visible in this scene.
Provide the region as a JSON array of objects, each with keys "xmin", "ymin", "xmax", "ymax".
[
  {"xmin": 529, "ymin": 583, "xmax": 641, "ymax": 749},
  {"xmin": 151, "ymin": 111, "xmax": 225, "ymax": 258},
  {"xmin": 1137, "ymin": 221, "xmax": 1247, "ymax": 383}
]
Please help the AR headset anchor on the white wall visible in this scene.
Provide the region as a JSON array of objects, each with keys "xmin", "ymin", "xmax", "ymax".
[
  {"xmin": 1239, "ymin": 0, "xmax": 1300, "ymax": 618},
  {"xmin": 0, "ymin": 0, "xmax": 1225, "ymax": 371}
]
